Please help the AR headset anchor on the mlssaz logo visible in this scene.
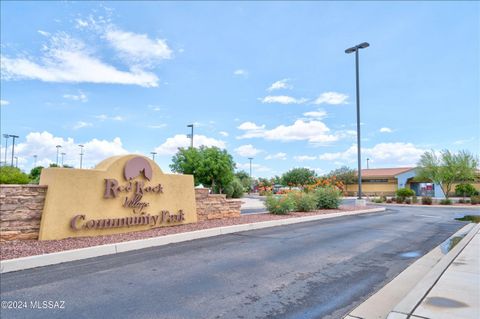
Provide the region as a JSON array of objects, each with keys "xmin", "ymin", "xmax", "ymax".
[{"xmin": 124, "ymin": 157, "xmax": 153, "ymax": 181}]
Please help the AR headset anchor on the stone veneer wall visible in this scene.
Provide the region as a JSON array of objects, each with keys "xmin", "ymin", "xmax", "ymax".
[
  {"xmin": 195, "ymin": 188, "xmax": 242, "ymax": 221},
  {"xmin": 0, "ymin": 185, "xmax": 47, "ymax": 241},
  {"xmin": 0, "ymin": 185, "xmax": 241, "ymax": 241}
]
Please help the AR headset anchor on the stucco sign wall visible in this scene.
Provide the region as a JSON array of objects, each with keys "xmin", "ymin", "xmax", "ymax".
[{"xmin": 38, "ymin": 155, "xmax": 197, "ymax": 240}]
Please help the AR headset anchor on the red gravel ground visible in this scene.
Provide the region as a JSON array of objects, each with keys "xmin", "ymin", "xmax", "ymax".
[{"xmin": 0, "ymin": 206, "xmax": 364, "ymax": 261}]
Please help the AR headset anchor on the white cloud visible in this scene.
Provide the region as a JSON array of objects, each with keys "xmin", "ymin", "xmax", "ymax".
[
  {"xmin": 314, "ymin": 92, "xmax": 348, "ymax": 105},
  {"xmin": 37, "ymin": 30, "xmax": 50, "ymax": 37},
  {"xmin": 237, "ymin": 122, "xmax": 265, "ymax": 131},
  {"xmin": 319, "ymin": 142, "xmax": 425, "ymax": 166},
  {"xmin": 94, "ymin": 114, "xmax": 124, "ymax": 121},
  {"xmin": 379, "ymin": 127, "xmax": 392, "ymax": 133},
  {"xmin": 233, "ymin": 69, "xmax": 248, "ymax": 77},
  {"xmin": 234, "ymin": 144, "xmax": 263, "ymax": 157},
  {"xmin": 265, "ymin": 152, "xmax": 287, "ymax": 160},
  {"xmin": 148, "ymin": 124, "xmax": 167, "ymax": 129},
  {"xmin": 219, "ymin": 131, "xmax": 229, "ymax": 137},
  {"xmin": 75, "ymin": 19, "xmax": 89, "ymax": 28},
  {"xmin": 154, "ymin": 134, "xmax": 226, "ymax": 155},
  {"xmin": 267, "ymin": 79, "xmax": 292, "ymax": 91},
  {"xmin": 73, "ymin": 121, "xmax": 93, "ymax": 130},
  {"xmin": 0, "ymin": 100, "xmax": 10, "ymax": 106},
  {"xmin": 147, "ymin": 105, "xmax": 163, "ymax": 111},
  {"xmin": 294, "ymin": 155, "xmax": 317, "ymax": 161},
  {"xmin": 14, "ymin": 131, "xmax": 128, "ymax": 168},
  {"xmin": 303, "ymin": 110, "xmax": 327, "ymax": 119},
  {"xmin": 63, "ymin": 90, "xmax": 88, "ymax": 102},
  {"xmin": 260, "ymin": 95, "xmax": 308, "ymax": 104},
  {"xmin": 1, "ymin": 33, "xmax": 159, "ymax": 87},
  {"xmin": 236, "ymin": 162, "xmax": 270, "ymax": 173},
  {"xmin": 104, "ymin": 28, "xmax": 172, "ymax": 66},
  {"xmin": 238, "ymin": 119, "xmax": 338, "ymax": 144}
]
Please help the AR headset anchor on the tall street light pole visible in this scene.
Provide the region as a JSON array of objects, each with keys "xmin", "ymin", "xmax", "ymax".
[
  {"xmin": 9, "ymin": 135, "xmax": 19, "ymax": 167},
  {"xmin": 3, "ymin": 134, "xmax": 9, "ymax": 166},
  {"xmin": 367, "ymin": 158, "xmax": 370, "ymax": 169},
  {"xmin": 151, "ymin": 152, "xmax": 157, "ymax": 161},
  {"xmin": 248, "ymin": 157, "xmax": 253, "ymax": 194},
  {"xmin": 33, "ymin": 155, "xmax": 37, "ymax": 167},
  {"xmin": 79, "ymin": 145, "xmax": 84, "ymax": 169},
  {"xmin": 56, "ymin": 145, "xmax": 62, "ymax": 166},
  {"xmin": 345, "ymin": 42, "xmax": 369, "ymax": 201},
  {"xmin": 187, "ymin": 124, "xmax": 194, "ymax": 148},
  {"xmin": 61, "ymin": 152, "xmax": 66, "ymax": 166}
]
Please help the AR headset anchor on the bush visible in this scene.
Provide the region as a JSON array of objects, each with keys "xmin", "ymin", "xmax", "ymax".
[
  {"xmin": 224, "ymin": 178, "xmax": 244, "ymax": 199},
  {"xmin": 265, "ymin": 195, "xmax": 296, "ymax": 215},
  {"xmin": 288, "ymin": 192, "xmax": 317, "ymax": 212},
  {"xmin": 372, "ymin": 197, "xmax": 384, "ymax": 203},
  {"xmin": 0, "ymin": 166, "xmax": 30, "ymax": 184},
  {"xmin": 405, "ymin": 198, "xmax": 411, "ymax": 204},
  {"xmin": 314, "ymin": 187, "xmax": 342, "ymax": 209},
  {"xmin": 422, "ymin": 196, "xmax": 433, "ymax": 205},
  {"xmin": 459, "ymin": 199, "xmax": 465, "ymax": 204},
  {"xmin": 471, "ymin": 195, "xmax": 480, "ymax": 205},
  {"xmin": 455, "ymin": 183, "xmax": 478, "ymax": 197},
  {"xmin": 395, "ymin": 197, "xmax": 404, "ymax": 204},
  {"xmin": 396, "ymin": 188, "xmax": 415, "ymax": 199},
  {"xmin": 440, "ymin": 199, "xmax": 452, "ymax": 205},
  {"xmin": 386, "ymin": 198, "xmax": 393, "ymax": 203}
]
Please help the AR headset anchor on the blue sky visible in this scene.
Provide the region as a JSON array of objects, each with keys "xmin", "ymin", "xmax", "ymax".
[{"xmin": 1, "ymin": 1, "xmax": 478, "ymax": 177}]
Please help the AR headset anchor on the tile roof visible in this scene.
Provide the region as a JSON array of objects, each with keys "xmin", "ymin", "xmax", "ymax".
[{"xmin": 360, "ymin": 167, "xmax": 415, "ymax": 178}]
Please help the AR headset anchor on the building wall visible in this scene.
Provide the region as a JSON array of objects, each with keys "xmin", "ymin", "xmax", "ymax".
[
  {"xmin": 346, "ymin": 180, "xmax": 397, "ymax": 196},
  {"xmin": 0, "ymin": 186, "xmax": 241, "ymax": 242}
]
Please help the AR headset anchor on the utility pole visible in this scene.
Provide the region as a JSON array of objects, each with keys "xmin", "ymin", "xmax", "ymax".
[
  {"xmin": 79, "ymin": 145, "xmax": 84, "ymax": 169},
  {"xmin": 367, "ymin": 158, "xmax": 370, "ymax": 169},
  {"xmin": 9, "ymin": 134, "xmax": 19, "ymax": 167},
  {"xmin": 33, "ymin": 155, "xmax": 37, "ymax": 167},
  {"xmin": 61, "ymin": 152, "xmax": 66, "ymax": 166},
  {"xmin": 3, "ymin": 134, "xmax": 9, "ymax": 166},
  {"xmin": 187, "ymin": 124, "xmax": 194, "ymax": 148},
  {"xmin": 151, "ymin": 152, "xmax": 157, "ymax": 161},
  {"xmin": 56, "ymin": 145, "xmax": 62, "ymax": 166}
]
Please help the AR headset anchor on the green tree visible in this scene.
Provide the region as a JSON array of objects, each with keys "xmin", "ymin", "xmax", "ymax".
[
  {"xmin": 170, "ymin": 146, "xmax": 236, "ymax": 194},
  {"xmin": 416, "ymin": 150, "xmax": 479, "ymax": 199},
  {"xmin": 0, "ymin": 166, "xmax": 30, "ymax": 184},
  {"xmin": 281, "ymin": 168, "xmax": 316, "ymax": 187},
  {"xmin": 326, "ymin": 166, "xmax": 356, "ymax": 185},
  {"xmin": 29, "ymin": 166, "xmax": 44, "ymax": 184},
  {"xmin": 235, "ymin": 170, "xmax": 252, "ymax": 190}
]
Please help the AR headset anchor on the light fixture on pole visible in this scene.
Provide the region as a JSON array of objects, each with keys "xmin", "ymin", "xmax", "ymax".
[
  {"xmin": 187, "ymin": 124, "xmax": 194, "ymax": 148},
  {"xmin": 33, "ymin": 155, "xmax": 37, "ymax": 167},
  {"xmin": 3, "ymin": 134, "xmax": 9, "ymax": 166},
  {"xmin": 9, "ymin": 135, "xmax": 19, "ymax": 167},
  {"xmin": 79, "ymin": 145, "xmax": 84, "ymax": 169},
  {"xmin": 151, "ymin": 152, "xmax": 157, "ymax": 161},
  {"xmin": 345, "ymin": 42, "xmax": 369, "ymax": 201},
  {"xmin": 61, "ymin": 152, "xmax": 66, "ymax": 166},
  {"xmin": 56, "ymin": 145, "xmax": 62, "ymax": 166}
]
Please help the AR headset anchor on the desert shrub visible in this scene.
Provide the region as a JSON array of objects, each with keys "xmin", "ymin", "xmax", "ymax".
[
  {"xmin": 422, "ymin": 196, "xmax": 433, "ymax": 205},
  {"xmin": 386, "ymin": 198, "xmax": 392, "ymax": 203},
  {"xmin": 396, "ymin": 188, "xmax": 415, "ymax": 199},
  {"xmin": 314, "ymin": 187, "xmax": 342, "ymax": 209},
  {"xmin": 372, "ymin": 197, "xmax": 384, "ymax": 203},
  {"xmin": 458, "ymin": 199, "xmax": 465, "ymax": 204},
  {"xmin": 471, "ymin": 195, "xmax": 480, "ymax": 205},
  {"xmin": 405, "ymin": 198, "xmax": 411, "ymax": 204},
  {"xmin": 288, "ymin": 192, "xmax": 317, "ymax": 212},
  {"xmin": 0, "ymin": 166, "xmax": 30, "ymax": 184},
  {"xmin": 455, "ymin": 183, "xmax": 478, "ymax": 197},
  {"xmin": 265, "ymin": 195, "xmax": 295, "ymax": 215},
  {"xmin": 395, "ymin": 196, "xmax": 404, "ymax": 204},
  {"xmin": 440, "ymin": 199, "xmax": 452, "ymax": 205},
  {"xmin": 412, "ymin": 196, "xmax": 418, "ymax": 204}
]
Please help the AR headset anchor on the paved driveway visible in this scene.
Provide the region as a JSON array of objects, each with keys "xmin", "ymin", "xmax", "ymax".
[{"xmin": 1, "ymin": 206, "xmax": 479, "ymax": 319}]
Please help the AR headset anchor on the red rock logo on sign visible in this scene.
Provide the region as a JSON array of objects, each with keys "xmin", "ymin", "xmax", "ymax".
[{"xmin": 124, "ymin": 157, "xmax": 153, "ymax": 181}]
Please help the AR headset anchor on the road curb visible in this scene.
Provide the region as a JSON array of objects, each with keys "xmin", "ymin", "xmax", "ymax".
[
  {"xmin": 0, "ymin": 207, "xmax": 385, "ymax": 274},
  {"xmin": 370, "ymin": 203, "xmax": 480, "ymax": 209},
  {"xmin": 344, "ymin": 222, "xmax": 479, "ymax": 319}
]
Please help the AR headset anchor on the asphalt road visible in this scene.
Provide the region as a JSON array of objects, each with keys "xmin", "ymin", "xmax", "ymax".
[{"xmin": 1, "ymin": 206, "xmax": 479, "ymax": 319}]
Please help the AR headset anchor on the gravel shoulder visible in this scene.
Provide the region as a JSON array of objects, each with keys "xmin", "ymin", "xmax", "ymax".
[{"xmin": 0, "ymin": 205, "xmax": 362, "ymax": 261}]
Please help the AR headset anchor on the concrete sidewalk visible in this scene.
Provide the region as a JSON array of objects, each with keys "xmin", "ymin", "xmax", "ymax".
[{"xmin": 405, "ymin": 227, "xmax": 479, "ymax": 319}]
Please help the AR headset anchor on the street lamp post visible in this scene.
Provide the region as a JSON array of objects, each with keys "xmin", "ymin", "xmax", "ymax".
[
  {"xmin": 79, "ymin": 145, "xmax": 84, "ymax": 169},
  {"xmin": 367, "ymin": 158, "xmax": 370, "ymax": 169},
  {"xmin": 9, "ymin": 135, "xmax": 19, "ymax": 167},
  {"xmin": 151, "ymin": 152, "xmax": 157, "ymax": 161},
  {"xmin": 248, "ymin": 157, "xmax": 253, "ymax": 194},
  {"xmin": 3, "ymin": 134, "xmax": 9, "ymax": 166},
  {"xmin": 56, "ymin": 145, "xmax": 62, "ymax": 166},
  {"xmin": 61, "ymin": 152, "xmax": 66, "ymax": 166},
  {"xmin": 33, "ymin": 155, "xmax": 37, "ymax": 167},
  {"xmin": 187, "ymin": 124, "xmax": 194, "ymax": 148},
  {"xmin": 345, "ymin": 42, "xmax": 369, "ymax": 202}
]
